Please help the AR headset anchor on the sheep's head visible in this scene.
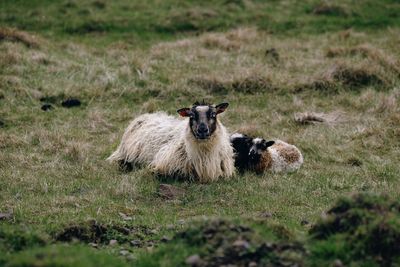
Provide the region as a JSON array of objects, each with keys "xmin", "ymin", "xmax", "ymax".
[
  {"xmin": 248, "ymin": 138, "xmax": 275, "ymax": 163},
  {"xmin": 177, "ymin": 101, "xmax": 229, "ymax": 140}
]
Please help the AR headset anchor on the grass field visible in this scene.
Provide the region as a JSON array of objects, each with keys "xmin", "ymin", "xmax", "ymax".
[{"xmin": 1, "ymin": 0, "xmax": 400, "ymax": 266}]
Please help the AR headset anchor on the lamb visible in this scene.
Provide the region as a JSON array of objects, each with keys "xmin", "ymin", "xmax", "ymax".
[
  {"xmin": 230, "ymin": 133, "xmax": 303, "ymax": 173},
  {"xmin": 107, "ymin": 101, "xmax": 235, "ymax": 183}
]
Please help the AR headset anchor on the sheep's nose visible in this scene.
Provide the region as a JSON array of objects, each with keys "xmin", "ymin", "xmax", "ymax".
[{"xmin": 198, "ymin": 123, "xmax": 209, "ymax": 134}]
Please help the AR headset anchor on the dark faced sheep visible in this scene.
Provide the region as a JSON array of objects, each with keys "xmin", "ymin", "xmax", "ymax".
[{"xmin": 230, "ymin": 133, "xmax": 303, "ymax": 173}]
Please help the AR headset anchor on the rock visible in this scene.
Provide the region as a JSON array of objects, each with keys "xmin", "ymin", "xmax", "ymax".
[
  {"xmin": 248, "ymin": 262, "xmax": 257, "ymax": 267},
  {"xmin": 158, "ymin": 184, "xmax": 186, "ymax": 200},
  {"xmin": 0, "ymin": 212, "xmax": 13, "ymax": 221},
  {"xmin": 333, "ymin": 259, "xmax": 344, "ymax": 267},
  {"xmin": 119, "ymin": 250, "xmax": 129, "ymax": 256},
  {"xmin": 259, "ymin": 211, "xmax": 272, "ymax": 218},
  {"xmin": 41, "ymin": 104, "xmax": 53, "ymax": 111},
  {"xmin": 149, "ymin": 229, "xmax": 158, "ymax": 235},
  {"xmin": 61, "ymin": 98, "xmax": 81, "ymax": 108},
  {"xmin": 109, "ymin": 239, "xmax": 118, "ymax": 246},
  {"xmin": 232, "ymin": 239, "xmax": 250, "ymax": 250},
  {"xmin": 130, "ymin": 240, "xmax": 142, "ymax": 247},
  {"xmin": 186, "ymin": 254, "xmax": 202, "ymax": 266},
  {"xmin": 166, "ymin": 224, "xmax": 175, "ymax": 230},
  {"xmin": 160, "ymin": 235, "xmax": 170, "ymax": 242},
  {"xmin": 89, "ymin": 242, "xmax": 98, "ymax": 248},
  {"xmin": 126, "ymin": 254, "xmax": 136, "ymax": 261},
  {"xmin": 118, "ymin": 212, "xmax": 133, "ymax": 221}
]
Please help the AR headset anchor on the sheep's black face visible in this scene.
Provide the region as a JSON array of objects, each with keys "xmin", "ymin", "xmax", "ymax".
[
  {"xmin": 249, "ymin": 138, "xmax": 275, "ymax": 163},
  {"xmin": 177, "ymin": 102, "xmax": 229, "ymax": 140},
  {"xmin": 230, "ymin": 133, "xmax": 253, "ymax": 169}
]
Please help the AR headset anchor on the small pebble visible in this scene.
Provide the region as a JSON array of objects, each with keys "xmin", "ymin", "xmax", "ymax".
[
  {"xmin": 233, "ymin": 239, "xmax": 250, "ymax": 250},
  {"xmin": 119, "ymin": 250, "xmax": 129, "ymax": 256},
  {"xmin": 185, "ymin": 254, "xmax": 202, "ymax": 266},
  {"xmin": 109, "ymin": 239, "xmax": 118, "ymax": 246},
  {"xmin": 88, "ymin": 242, "xmax": 98, "ymax": 248},
  {"xmin": 130, "ymin": 240, "xmax": 141, "ymax": 247},
  {"xmin": 160, "ymin": 235, "xmax": 170, "ymax": 242},
  {"xmin": 333, "ymin": 259, "xmax": 344, "ymax": 267},
  {"xmin": 149, "ymin": 229, "xmax": 158, "ymax": 235}
]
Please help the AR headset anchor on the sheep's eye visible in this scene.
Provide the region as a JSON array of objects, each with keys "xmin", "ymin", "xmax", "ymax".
[{"xmin": 211, "ymin": 113, "xmax": 216, "ymax": 118}]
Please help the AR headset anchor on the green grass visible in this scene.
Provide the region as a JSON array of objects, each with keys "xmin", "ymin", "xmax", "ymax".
[
  {"xmin": 1, "ymin": 0, "xmax": 400, "ymax": 46},
  {"xmin": 1, "ymin": 0, "xmax": 400, "ymax": 266}
]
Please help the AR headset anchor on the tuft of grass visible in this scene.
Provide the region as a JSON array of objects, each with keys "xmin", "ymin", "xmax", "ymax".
[
  {"xmin": 136, "ymin": 218, "xmax": 305, "ymax": 267},
  {"xmin": 308, "ymin": 193, "xmax": 400, "ymax": 266},
  {"xmin": 0, "ymin": 27, "xmax": 40, "ymax": 48},
  {"xmin": 2, "ymin": 244, "xmax": 130, "ymax": 267}
]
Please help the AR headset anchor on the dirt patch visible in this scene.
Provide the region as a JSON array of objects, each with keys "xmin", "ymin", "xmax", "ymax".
[
  {"xmin": 310, "ymin": 193, "xmax": 400, "ymax": 266},
  {"xmin": 176, "ymin": 219, "xmax": 305, "ymax": 267},
  {"xmin": 0, "ymin": 27, "xmax": 40, "ymax": 48},
  {"xmin": 55, "ymin": 220, "xmax": 155, "ymax": 245}
]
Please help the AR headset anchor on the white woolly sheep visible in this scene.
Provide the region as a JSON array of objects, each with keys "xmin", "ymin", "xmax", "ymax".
[
  {"xmin": 108, "ymin": 102, "xmax": 235, "ymax": 183},
  {"xmin": 230, "ymin": 133, "xmax": 303, "ymax": 173}
]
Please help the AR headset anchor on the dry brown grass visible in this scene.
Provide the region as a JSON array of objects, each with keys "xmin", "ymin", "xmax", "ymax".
[
  {"xmin": 0, "ymin": 27, "xmax": 40, "ymax": 48},
  {"xmin": 330, "ymin": 63, "xmax": 389, "ymax": 89},
  {"xmin": 190, "ymin": 74, "xmax": 273, "ymax": 94},
  {"xmin": 234, "ymin": 124, "xmax": 265, "ymax": 138},
  {"xmin": 326, "ymin": 44, "xmax": 400, "ymax": 76}
]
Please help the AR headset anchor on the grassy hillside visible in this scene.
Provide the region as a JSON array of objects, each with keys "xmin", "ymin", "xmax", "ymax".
[{"xmin": 1, "ymin": 0, "xmax": 400, "ymax": 266}]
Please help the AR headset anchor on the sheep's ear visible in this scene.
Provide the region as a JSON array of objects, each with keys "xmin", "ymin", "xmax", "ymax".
[
  {"xmin": 263, "ymin": 140, "xmax": 275, "ymax": 149},
  {"xmin": 177, "ymin": 108, "xmax": 192, "ymax": 117},
  {"xmin": 216, "ymin": 102, "xmax": 229, "ymax": 114}
]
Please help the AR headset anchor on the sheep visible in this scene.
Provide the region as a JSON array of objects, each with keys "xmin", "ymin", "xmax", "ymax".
[
  {"xmin": 108, "ymin": 101, "xmax": 235, "ymax": 183},
  {"xmin": 230, "ymin": 133, "xmax": 303, "ymax": 173}
]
